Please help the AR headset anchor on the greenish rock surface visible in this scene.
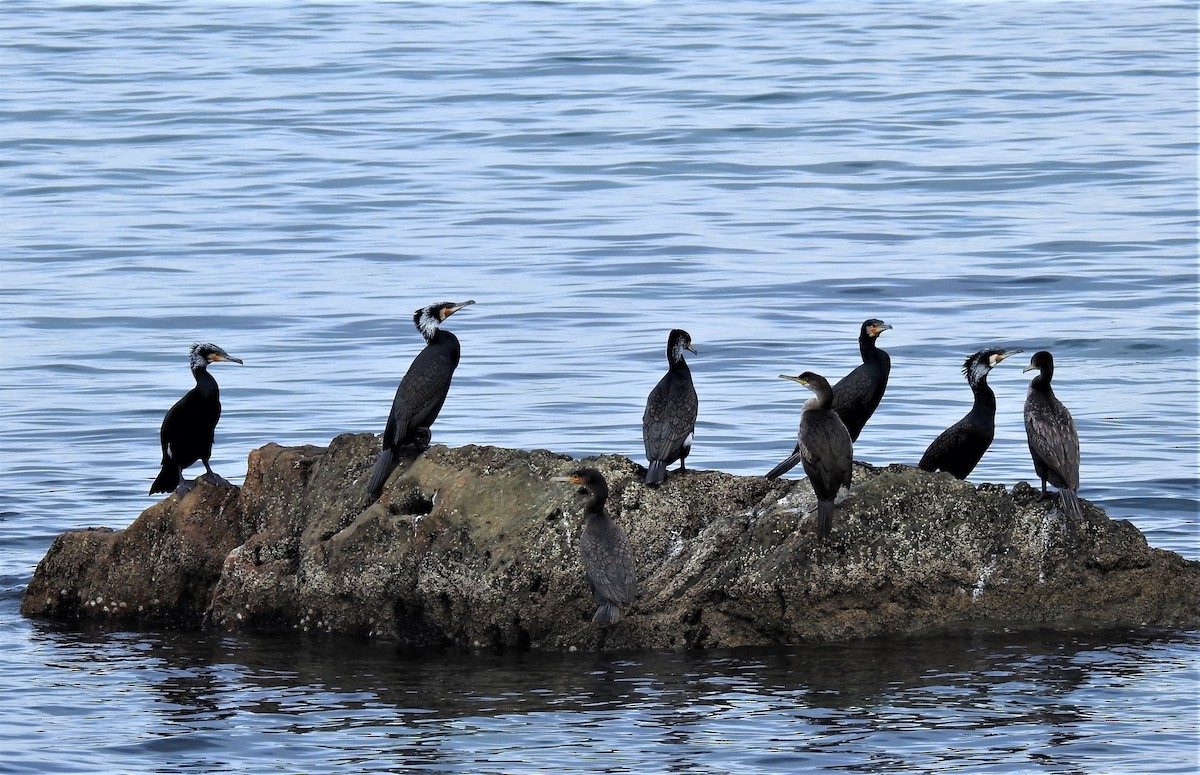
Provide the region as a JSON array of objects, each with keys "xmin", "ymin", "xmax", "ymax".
[{"xmin": 21, "ymin": 433, "xmax": 1200, "ymax": 651}]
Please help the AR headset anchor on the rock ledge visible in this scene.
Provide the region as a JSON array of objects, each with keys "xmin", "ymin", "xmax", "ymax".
[{"xmin": 21, "ymin": 433, "xmax": 1200, "ymax": 651}]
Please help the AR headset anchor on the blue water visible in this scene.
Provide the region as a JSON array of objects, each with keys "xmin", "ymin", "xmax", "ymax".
[{"xmin": 1, "ymin": 1, "xmax": 1197, "ymax": 773}]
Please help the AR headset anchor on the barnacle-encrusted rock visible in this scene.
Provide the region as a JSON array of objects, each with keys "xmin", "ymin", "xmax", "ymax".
[{"xmin": 21, "ymin": 433, "xmax": 1200, "ymax": 651}]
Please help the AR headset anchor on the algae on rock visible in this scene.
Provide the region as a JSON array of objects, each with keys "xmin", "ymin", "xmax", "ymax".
[{"xmin": 21, "ymin": 433, "xmax": 1200, "ymax": 651}]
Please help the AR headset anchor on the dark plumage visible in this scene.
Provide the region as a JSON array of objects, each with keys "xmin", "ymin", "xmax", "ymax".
[
  {"xmin": 831, "ymin": 318, "xmax": 892, "ymax": 442},
  {"xmin": 642, "ymin": 329, "xmax": 698, "ymax": 486},
  {"xmin": 1023, "ymin": 351, "xmax": 1082, "ymax": 521},
  {"xmin": 766, "ymin": 371, "xmax": 853, "ymax": 540},
  {"xmin": 366, "ymin": 300, "xmax": 475, "ymax": 501},
  {"xmin": 918, "ymin": 347, "xmax": 1022, "ymax": 479},
  {"xmin": 553, "ymin": 468, "xmax": 636, "ymax": 625},
  {"xmin": 150, "ymin": 342, "xmax": 243, "ymax": 496}
]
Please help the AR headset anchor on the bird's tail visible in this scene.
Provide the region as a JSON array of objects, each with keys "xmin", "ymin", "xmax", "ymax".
[
  {"xmin": 149, "ymin": 464, "xmax": 181, "ymax": 496},
  {"xmin": 766, "ymin": 451, "xmax": 803, "ymax": 480},
  {"xmin": 1060, "ymin": 487, "xmax": 1083, "ymax": 523},
  {"xmin": 816, "ymin": 499, "xmax": 834, "ymax": 541},
  {"xmin": 366, "ymin": 447, "xmax": 395, "ymax": 502},
  {"xmin": 593, "ymin": 602, "xmax": 622, "ymax": 626},
  {"xmin": 645, "ymin": 460, "xmax": 667, "ymax": 486}
]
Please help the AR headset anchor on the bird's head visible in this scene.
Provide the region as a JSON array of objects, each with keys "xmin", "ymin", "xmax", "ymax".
[
  {"xmin": 1022, "ymin": 350, "xmax": 1055, "ymax": 375},
  {"xmin": 863, "ymin": 319, "xmax": 892, "ymax": 339},
  {"xmin": 778, "ymin": 370, "xmax": 830, "ymax": 394},
  {"xmin": 963, "ymin": 347, "xmax": 1021, "ymax": 384},
  {"xmin": 413, "ymin": 300, "xmax": 476, "ymax": 340},
  {"xmin": 667, "ymin": 328, "xmax": 697, "ymax": 363},
  {"xmin": 189, "ymin": 342, "xmax": 243, "ymax": 371}
]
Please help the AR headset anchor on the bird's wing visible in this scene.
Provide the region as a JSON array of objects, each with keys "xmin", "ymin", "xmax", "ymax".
[
  {"xmin": 642, "ymin": 374, "xmax": 698, "ymax": 460},
  {"xmin": 919, "ymin": 422, "xmax": 968, "ymax": 471},
  {"xmin": 1025, "ymin": 400, "xmax": 1080, "ymax": 489},
  {"xmin": 387, "ymin": 347, "xmax": 457, "ymax": 446},
  {"xmin": 581, "ymin": 524, "xmax": 636, "ymax": 605},
  {"xmin": 800, "ymin": 415, "xmax": 853, "ymax": 494}
]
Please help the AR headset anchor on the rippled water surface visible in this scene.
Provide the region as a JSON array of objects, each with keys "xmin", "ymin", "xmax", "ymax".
[{"xmin": 2, "ymin": 1, "xmax": 1197, "ymax": 773}]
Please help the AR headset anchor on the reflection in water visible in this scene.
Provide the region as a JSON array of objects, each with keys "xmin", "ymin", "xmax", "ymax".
[{"xmin": 15, "ymin": 619, "xmax": 1196, "ymax": 773}]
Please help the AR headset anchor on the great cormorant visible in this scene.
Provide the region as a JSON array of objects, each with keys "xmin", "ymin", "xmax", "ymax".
[
  {"xmin": 642, "ymin": 329, "xmax": 698, "ymax": 486},
  {"xmin": 766, "ymin": 371, "xmax": 853, "ymax": 541},
  {"xmin": 149, "ymin": 342, "xmax": 243, "ymax": 496},
  {"xmin": 553, "ymin": 468, "xmax": 636, "ymax": 625},
  {"xmin": 918, "ymin": 348, "xmax": 1021, "ymax": 479},
  {"xmin": 366, "ymin": 300, "xmax": 475, "ymax": 501},
  {"xmin": 831, "ymin": 318, "xmax": 892, "ymax": 442},
  {"xmin": 1023, "ymin": 350, "xmax": 1082, "ymax": 521}
]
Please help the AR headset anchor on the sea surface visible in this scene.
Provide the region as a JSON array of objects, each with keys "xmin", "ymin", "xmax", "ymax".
[{"xmin": 1, "ymin": 1, "xmax": 1196, "ymax": 773}]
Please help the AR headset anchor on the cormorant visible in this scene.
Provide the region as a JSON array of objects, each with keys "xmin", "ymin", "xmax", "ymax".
[
  {"xmin": 831, "ymin": 318, "xmax": 893, "ymax": 442},
  {"xmin": 1023, "ymin": 350, "xmax": 1082, "ymax": 521},
  {"xmin": 642, "ymin": 329, "xmax": 698, "ymax": 486},
  {"xmin": 766, "ymin": 371, "xmax": 853, "ymax": 540},
  {"xmin": 366, "ymin": 300, "xmax": 475, "ymax": 501},
  {"xmin": 552, "ymin": 468, "xmax": 636, "ymax": 625},
  {"xmin": 918, "ymin": 348, "xmax": 1022, "ymax": 479},
  {"xmin": 149, "ymin": 342, "xmax": 243, "ymax": 496}
]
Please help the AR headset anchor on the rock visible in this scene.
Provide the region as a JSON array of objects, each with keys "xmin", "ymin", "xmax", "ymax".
[{"xmin": 21, "ymin": 433, "xmax": 1200, "ymax": 650}]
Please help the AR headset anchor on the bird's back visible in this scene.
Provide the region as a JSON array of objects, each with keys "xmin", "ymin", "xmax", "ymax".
[
  {"xmin": 580, "ymin": 515, "xmax": 636, "ymax": 607},
  {"xmin": 799, "ymin": 408, "xmax": 853, "ymax": 500},
  {"xmin": 1024, "ymin": 385, "xmax": 1079, "ymax": 490},
  {"xmin": 919, "ymin": 411, "xmax": 993, "ymax": 479},
  {"xmin": 386, "ymin": 332, "xmax": 461, "ymax": 446},
  {"xmin": 831, "ymin": 352, "xmax": 890, "ymax": 441},
  {"xmin": 161, "ymin": 381, "xmax": 221, "ymax": 463},
  {"xmin": 643, "ymin": 363, "xmax": 697, "ymax": 461}
]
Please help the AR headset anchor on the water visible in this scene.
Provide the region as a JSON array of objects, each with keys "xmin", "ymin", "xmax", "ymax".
[{"xmin": 1, "ymin": 1, "xmax": 1196, "ymax": 772}]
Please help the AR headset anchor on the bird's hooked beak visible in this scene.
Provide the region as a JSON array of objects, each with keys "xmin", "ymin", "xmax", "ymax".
[
  {"xmin": 551, "ymin": 474, "xmax": 583, "ymax": 485},
  {"xmin": 778, "ymin": 374, "xmax": 807, "ymax": 385},
  {"xmin": 870, "ymin": 322, "xmax": 893, "ymax": 336},
  {"xmin": 993, "ymin": 349, "xmax": 1022, "ymax": 367},
  {"xmin": 442, "ymin": 300, "xmax": 476, "ymax": 320},
  {"xmin": 1022, "ymin": 359, "xmax": 1038, "ymax": 374},
  {"xmin": 210, "ymin": 353, "xmax": 244, "ymax": 365},
  {"xmin": 686, "ymin": 341, "xmax": 698, "ymax": 355}
]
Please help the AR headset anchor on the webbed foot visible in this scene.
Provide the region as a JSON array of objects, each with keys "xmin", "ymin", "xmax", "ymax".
[{"xmin": 201, "ymin": 472, "xmax": 233, "ymax": 488}]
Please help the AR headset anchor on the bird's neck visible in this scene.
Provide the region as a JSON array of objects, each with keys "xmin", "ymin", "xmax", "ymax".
[
  {"xmin": 858, "ymin": 334, "xmax": 877, "ymax": 361},
  {"xmin": 1029, "ymin": 373, "xmax": 1054, "ymax": 395},
  {"xmin": 192, "ymin": 366, "xmax": 219, "ymax": 394},
  {"xmin": 969, "ymin": 374, "xmax": 996, "ymax": 414},
  {"xmin": 584, "ymin": 485, "xmax": 609, "ymax": 516},
  {"xmin": 804, "ymin": 389, "xmax": 833, "ymax": 412},
  {"xmin": 424, "ymin": 327, "xmax": 456, "ymax": 346},
  {"xmin": 861, "ymin": 338, "xmax": 889, "ymax": 367}
]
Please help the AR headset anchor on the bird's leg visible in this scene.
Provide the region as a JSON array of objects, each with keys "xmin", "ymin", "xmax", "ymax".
[
  {"xmin": 677, "ymin": 458, "xmax": 687, "ymax": 472},
  {"xmin": 200, "ymin": 459, "xmax": 232, "ymax": 488},
  {"xmin": 1036, "ymin": 479, "xmax": 1052, "ymax": 501},
  {"xmin": 174, "ymin": 479, "xmax": 196, "ymax": 497}
]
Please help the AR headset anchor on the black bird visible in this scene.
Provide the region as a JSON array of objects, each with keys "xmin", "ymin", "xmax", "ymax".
[
  {"xmin": 553, "ymin": 468, "xmax": 636, "ymax": 625},
  {"xmin": 918, "ymin": 348, "xmax": 1022, "ymax": 479},
  {"xmin": 766, "ymin": 371, "xmax": 853, "ymax": 541},
  {"xmin": 831, "ymin": 318, "xmax": 893, "ymax": 442},
  {"xmin": 150, "ymin": 342, "xmax": 243, "ymax": 496},
  {"xmin": 642, "ymin": 329, "xmax": 698, "ymax": 486},
  {"xmin": 366, "ymin": 300, "xmax": 475, "ymax": 501},
  {"xmin": 1023, "ymin": 351, "xmax": 1082, "ymax": 521}
]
